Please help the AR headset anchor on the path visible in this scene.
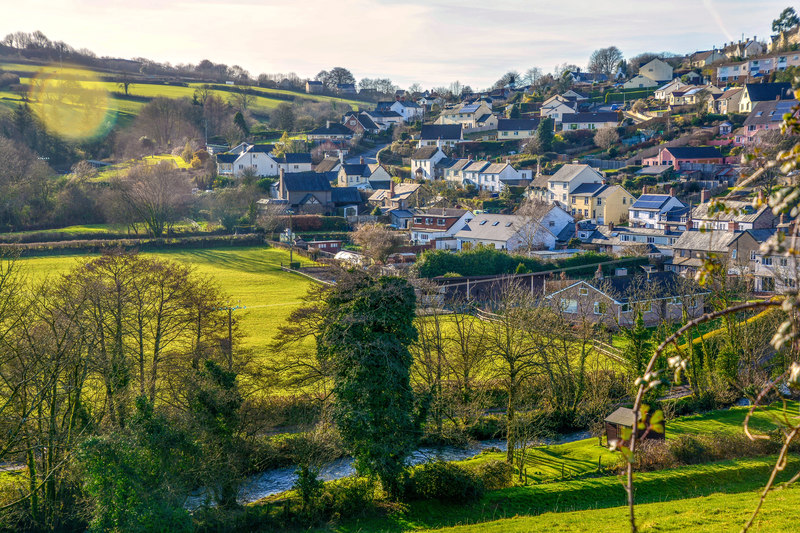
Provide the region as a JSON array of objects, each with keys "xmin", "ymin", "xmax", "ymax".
[{"xmin": 346, "ymin": 142, "xmax": 389, "ymax": 164}]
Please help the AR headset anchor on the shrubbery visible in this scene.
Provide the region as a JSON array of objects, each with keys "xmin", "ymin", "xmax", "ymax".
[{"xmin": 404, "ymin": 461, "xmax": 485, "ymax": 503}]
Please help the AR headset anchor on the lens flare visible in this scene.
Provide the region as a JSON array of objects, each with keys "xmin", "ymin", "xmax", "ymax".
[{"xmin": 28, "ymin": 65, "xmax": 116, "ymax": 141}]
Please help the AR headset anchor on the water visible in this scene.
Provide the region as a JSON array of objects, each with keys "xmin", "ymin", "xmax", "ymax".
[{"xmin": 185, "ymin": 430, "xmax": 591, "ymax": 506}]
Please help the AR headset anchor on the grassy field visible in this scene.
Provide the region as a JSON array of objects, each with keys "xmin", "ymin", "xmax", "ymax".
[
  {"xmin": 424, "ymin": 485, "xmax": 800, "ymax": 532},
  {"xmin": 14, "ymin": 246, "xmax": 315, "ymax": 352},
  {"xmin": 327, "ymin": 456, "xmax": 800, "ymax": 532},
  {"xmin": 0, "ymin": 61, "xmax": 368, "ymax": 125}
]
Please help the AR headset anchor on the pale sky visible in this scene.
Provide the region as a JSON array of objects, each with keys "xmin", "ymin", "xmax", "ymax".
[{"xmin": 3, "ymin": 0, "xmax": 792, "ymax": 89}]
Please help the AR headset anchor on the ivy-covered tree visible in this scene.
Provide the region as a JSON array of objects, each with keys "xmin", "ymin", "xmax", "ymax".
[
  {"xmin": 536, "ymin": 117, "xmax": 554, "ymax": 153},
  {"xmin": 319, "ymin": 272, "xmax": 418, "ymax": 498}
]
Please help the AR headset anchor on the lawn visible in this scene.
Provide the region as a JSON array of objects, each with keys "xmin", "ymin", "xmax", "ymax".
[
  {"xmin": 14, "ymin": 246, "xmax": 316, "ymax": 353},
  {"xmin": 423, "ymin": 484, "xmax": 800, "ymax": 532}
]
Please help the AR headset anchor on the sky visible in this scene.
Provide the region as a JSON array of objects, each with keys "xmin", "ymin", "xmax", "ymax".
[{"xmin": 2, "ymin": 0, "xmax": 793, "ymax": 89}]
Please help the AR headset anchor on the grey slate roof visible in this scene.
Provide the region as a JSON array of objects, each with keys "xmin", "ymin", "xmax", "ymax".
[
  {"xmin": 744, "ymin": 100, "xmax": 798, "ymax": 127},
  {"xmin": 411, "ymin": 146, "xmax": 441, "ymax": 160},
  {"xmin": 561, "ymin": 112, "xmax": 618, "ymax": 124},
  {"xmin": 663, "ymin": 146, "xmax": 723, "ymax": 159},
  {"xmin": 549, "ymin": 164, "xmax": 600, "ymax": 182},
  {"xmin": 216, "ymin": 153, "xmax": 237, "ymax": 163},
  {"xmin": 605, "ymin": 407, "xmax": 636, "ymax": 426},
  {"xmin": 331, "ymin": 187, "xmax": 362, "ymax": 204},
  {"xmin": 691, "ymin": 200, "xmax": 763, "ymax": 223},
  {"xmin": 455, "ymin": 214, "xmax": 530, "ymax": 242},
  {"xmin": 282, "ymin": 172, "xmax": 332, "ymax": 192},
  {"xmin": 497, "ymin": 118, "xmax": 540, "ymax": 131},
  {"xmin": 420, "ymin": 124, "xmax": 462, "ymax": 141},
  {"xmin": 672, "ymin": 230, "xmax": 741, "ymax": 253},
  {"xmin": 281, "ymin": 153, "xmax": 312, "ymax": 164},
  {"xmin": 315, "ymin": 157, "xmax": 341, "ymax": 173},
  {"xmin": 744, "ymin": 83, "xmax": 792, "ymax": 102}
]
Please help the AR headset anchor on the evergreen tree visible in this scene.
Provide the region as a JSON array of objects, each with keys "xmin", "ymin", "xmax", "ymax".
[{"xmin": 536, "ymin": 117, "xmax": 555, "ymax": 153}]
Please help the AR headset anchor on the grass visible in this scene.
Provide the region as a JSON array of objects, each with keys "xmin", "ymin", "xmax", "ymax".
[
  {"xmin": 423, "ymin": 484, "xmax": 800, "ymax": 532},
  {"xmin": 91, "ymin": 153, "xmax": 192, "ymax": 181},
  {"xmin": 324, "ymin": 456, "xmax": 800, "ymax": 532},
  {"xmin": 14, "ymin": 246, "xmax": 316, "ymax": 352}
]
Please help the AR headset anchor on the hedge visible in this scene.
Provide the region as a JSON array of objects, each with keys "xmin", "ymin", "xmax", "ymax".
[
  {"xmin": 280, "ymin": 216, "xmax": 350, "ymax": 232},
  {"xmin": 415, "ymin": 246, "xmax": 646, "ymax": 278}
]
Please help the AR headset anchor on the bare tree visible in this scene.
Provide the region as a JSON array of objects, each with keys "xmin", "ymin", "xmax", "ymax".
[
  {"xmin": 588, "ymin": 46, "xmax": 624, "ymax": 77},
  {"xmin": 352, "ymin": 223, "xmax": 404, "ymax": 264},
  {"xmin": 594, "ymin": 127, "xmax": 620, "ymax": 151},
  {"xmin": 515, "ymin": 198, "xmax": 553, "ymax": 253}
]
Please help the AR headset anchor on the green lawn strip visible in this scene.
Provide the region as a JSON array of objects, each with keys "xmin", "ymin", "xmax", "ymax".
[
  {"xmin": 422, "ymin": 483, "xmax": 800, "ymax": 532},
  {"xmin": 329, "ymin": 456, "xmax": 800, "ymax": 532}
]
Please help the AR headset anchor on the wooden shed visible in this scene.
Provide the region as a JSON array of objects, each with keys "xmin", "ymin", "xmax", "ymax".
[{"xmin": 604, "ymin": 407, "xmax": 665, "ymax": 447}]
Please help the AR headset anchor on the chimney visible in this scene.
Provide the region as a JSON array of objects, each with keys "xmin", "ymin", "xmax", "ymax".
[
  {"xmin": 389, "ymin": 180, "xmax": 395, "ymax": 199},
  {"xmin": 608, "ymin": 221, "xmax": 614, "ymax": 231},
  {"xmin": 700, "ymin": 189, "xmax": 710, "ymax": 203},
  {"xmin": 359, "ymin": 156, "xmax": 365, "ymax": 164},
  {"xmin": 642, "ymin": 185, "xmax": 648, "ymax": 194},
  {"xmin": 669, "ymin": 187, "xmax": 675, "ymax": 197},
  {"xmin": 326, "ymin": 120, "xmax": 331, "ymax": 129},
  {"xmin": 728, "ymin": 220, "xmax": 739, "ymax": 232},
  {"xmin": 279, "ymin": 168, "xmax": 285, "ymax": 197},
  {"xmin": 396, "ymin": 94, "xmax": 401, "ymax": 101},
  {"xmin": 594, "ymin": 265, "xmax": 604, "ymax": 280},
  {"xmin": 338, "ymin": 150, "xmax": 344, "ymax": 164}
]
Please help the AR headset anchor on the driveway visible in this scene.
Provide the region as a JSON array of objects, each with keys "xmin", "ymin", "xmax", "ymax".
[{"xmin": 346, "ymin": 142, "xmax": 389, "ymax": 164}]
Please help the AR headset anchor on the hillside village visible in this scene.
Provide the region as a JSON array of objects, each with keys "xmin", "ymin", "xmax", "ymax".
[{"xmin": 3, "ymin": 6, "xmax": 800, "ymax": 533}]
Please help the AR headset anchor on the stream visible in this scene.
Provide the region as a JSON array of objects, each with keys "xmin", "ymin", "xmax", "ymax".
[{"xmin": 188, "ymin": 430, "xmax": 591, "ymax": 507}]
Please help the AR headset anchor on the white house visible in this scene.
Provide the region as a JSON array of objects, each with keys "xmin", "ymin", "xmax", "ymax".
[
  {"xmin": 533, "ymin": 164, "xmax": 604, "ymax": 205},
  {"xmin": 217, "ymin": 144, "xmax": 282, "ymax": 177},
  {"xmin": 638, "ymin": 58, "xmax": 674, "ymax": 83},
  {"xmin": 410, "ymin": 146, "xmax": 446, "ymax": 180},
  {"xmin": 390, "ymin": 100, "xmax": 424, "ymax": 122},
  {"xmin": 337, "ymin": 163, "xmax": 392, "ymax": 189},
  {"xmin": 561, "ymin": 112, "xmax": 618, "ymax": 131},
  {"xmin": 623, "ymin": 74, "xmax": 659, "ymax": 89},
  {"xmin": 455, "ymin": 207, "xmax": 573, "ymax": 251},
  {"xmin": 629, "ymin": 194, "xmax": 688, "ymax": 228},
  {"xmin": 541, "ymin": 96, "xmax": 576, "ymax": 124},
  {"xmin": 410, "ymin": 209, "xmax": 474, "ymax": 249},
  {"xmin": 654, "ymin": 79, "xmax": 688, "ymax": 101}
]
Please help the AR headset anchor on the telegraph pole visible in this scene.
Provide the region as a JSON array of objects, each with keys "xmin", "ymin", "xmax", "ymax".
[{"xmin": 219, "ymin": 302, "xmax": 245, "ymax": 370}]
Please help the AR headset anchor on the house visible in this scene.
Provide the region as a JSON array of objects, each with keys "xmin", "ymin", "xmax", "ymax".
[
  {"xmin": 623, "ymin": 74, "xmax": 659, "ymax": 89},
  {"xmin": 337, "ymin": 162, "xmax": 392, "ymax": 190},
  {"xmin": 409, "ymin": 209, "xmax": 474, "ymax": 249},
  {"xmin": 306, "ymin": 240, "xmax": 342, "ymax": 253},
  {"xmin": 305, "ymin": 80, "xmax": 324, "ymax": 94},
  {"xmin": 710, "ymin": 87, "xmax": 744, "ymax": 114},
  {"xmin": 362, "ymin": 110, "xmax": 404, "ymax": 130},
  {"xmin": 739, "ymin": 83, "xmax": 792, "ymax": 113},
  {"xmin": 276, "ymin": 153, "xmax": 313, "ymax": 174},
  {"xmin": 741, "ymin": 99, "xmax": 799, "ymax": 144},
  {"xmin": 314, "ymin": 156, "xmax": 343, "ymax": 174},
  {"xmin": 723, "ymin": 38, "xmax": 764, "ymax": 59},
  {"xmin": 568, "ymin": 183, "xmax": 636, "ymax": 224},
  {"xmin": 455, "ymin": 208, "xmax": 573, "ymax": 252},
  {"xmin": 497, "ymin": 118, "xmax": 540, "ymax": 140},
  {"xmin": 642, "ymin": 146, "xmax": 725, "ymax": 170},
  {"xmin": 417, "ymin": 94, "xmax": 444, "ymax": 108},
  {"xmin": 276, "ymin": 170, "xmax": 332, "ymax": 213},
  {"xmin": 440, "ymin": 158, "xmax": 472, "ymax": 184},
  {"xmin": 541, "ymin": 95, "xmax": 577, "ymax": 124},
  {"xmin": 368, "ymin": 182, "xmax": 420, "ymax": 210},
  {"xmin": 568, "ymin": 70, "xmax": 608, "ymax": 85},
  {"xmin": 689, "ymin": 197, "xmax": 777, "ymax": 231},
  {"xmin": 531, "ymin": 164, "xmax": 605, "ymax": 205},
  {"xmin": 638, "ymin": 58, "xmax": 674, "ymax": 83},
  {"xmin": 387, "ymin": 208, "xmax": 414, "ymax": 230},
  {"xmin": 336, "ymin": 83, "xmax": 357, "ymax": 95},
  {"xmin": 654, "ymin": 79, "xmax": 688, "ymax": 101},
  {"xmin": 629, "ymin": 194, "xmax": 688, "ymax": 228},
  {"xmin": 307, "ymin": 122, "xmax": 354, "ymax": 142},
  {"xmin": 342, "ymin": 112, "xmax": 380, "ymax": 135},
  {"xmin": 419, "ymin": 124, "xmax": 463, "ymax": 148},
  {"xmin": 472, "ymin": 162, "xmax": 527, "ymax": 193},
  {"xmin": 215, "ymin": 153, "xmax": 237, "ymax": 176},
  {"xmin": 410, "ymin": 146, "xmax": 446, "ymax": 180},
  {"xmin": 390, "ymin": 99, "xmax": 424, "ymax": 122},
  {"xmin": 605, "ymin": 407, "xmax": 665, "ymax": 447},
  {"xmin": 561, "ymin": 112, "xmax": 618, "ymax": 131},
  {"xmin": 436, "ymin": 101, "xmax": 495, "ymax": 131},
  {"xmin": 545, "ymin": 270, "xmax": 707, "ymax": 327},
  {"xmin": 216, "ymin": 144, "xmax": 286, "ymax": 178},
  {"xmin": 690, "ymin": 49, "xmax": 726, "ymax": 68},
  {"xmin": 586, "ymin": 225, "xmax": 682, "ymax": 258},
  {"xmin": 668, "ymin": 229, "xmax": 761, "ymax": 275}
]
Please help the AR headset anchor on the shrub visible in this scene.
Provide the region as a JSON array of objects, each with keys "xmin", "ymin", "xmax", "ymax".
[
  {"xmin": 669, "ymin": 435, "xmax": 711, "ymax": 465},
  {"xmin": 406, "ymin": 461, "xmax": 484, "ymax": 503},
  {"xmin": 469, "ymin": 460, "xmax": 514, "ymax": 490},
  {"xmin": 321, "ymin": 477, "xmax": 376, "ymax": 518}
]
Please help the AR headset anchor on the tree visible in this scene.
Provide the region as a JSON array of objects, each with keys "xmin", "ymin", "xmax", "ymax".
[
  {"xmin": 515, "ymin": 198, "xmax": 553, "ymax": 252},
  {"xmin": 316, "ymin": 67, "xmax": 355, "ymax": 91},
  {"xmin": 272, "ymin": 103, "xmax": 296, "ymax": 132},
  {"xmin": 233, "ymin": 111, "xmax": 249, "ymax": 137},
  {"xmin": 230, "ymin": 86, "xmax": 254, "ymax": 112},
  {"xmin": 319, "ymin": 272, "xmax": 418, "ymax": 497},
  {"xmin": 352, "ymin": 223, "xmax": 403, "ymax": 264},
  {"xmin": 494, "ymin": 71, "xmax": 521, "ymax": 89},
  {"xmin": 117, "ymin": 72, "xmax": 135, "ymax": 96},
  {"xmin": 524, "ymin": 67, "xmax": 543, "ymax": 86},
  {"xmin": 594, "ymin": 127, "xmax": 620, "ymax": 151},
  {"xmin": 772, "ymin": 7, "xmax": 799, "ymax": 33},
  {"xmin": 112, "ymin": 161, "xmax": 192, "ymax": 237},
  {"xmin": 210, "ymin": 187, "xmax": 250, "ymax": 232},
  {"xmin": 536, "ymin": 117, "xmax": 555, "ymax": 153},
  {"xmin": 588, "ymin": 46, "xmax": 624, "ymax": 77}
]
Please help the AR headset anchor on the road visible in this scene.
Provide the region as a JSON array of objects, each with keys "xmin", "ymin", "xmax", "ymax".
[{"xmin": 346, "ymin": 142, "xmax": 389, "ymax": 164}]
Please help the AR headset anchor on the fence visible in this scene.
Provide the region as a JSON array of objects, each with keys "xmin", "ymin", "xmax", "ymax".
[{"xmin": 582, "ymin": 158, "xmax": 626, "ymax": 170}]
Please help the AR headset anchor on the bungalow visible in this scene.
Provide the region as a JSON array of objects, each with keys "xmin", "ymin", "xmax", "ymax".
[
  {"xmin": 337, "ymin": 162, "xmax": 392, "ymax": 190},
  {"xmin": 740, "ymin": 99, "xmax": 799, "ymax": 144},
  {"xmin": 588, "ymin": 225, "xmax": 681, "ymax": 258},
  {"xmin": 561, "ymin": 112, "xmax": 618, "ymax": 131},
  {"xmin": 654, "ymin": 79, "xmax": 688, "ymax": 101},
  {"xmin": 410, "ymin": 208, "xmax": 474, "ymax": 249},
  {"xmin": 410, "ymin": 146, "xmax": 446, "ymax": 180},
  {"xmin": 642, "ymin": 146, "xmax": 725, "ymax": 170},
  {"xmin": 623, "ymin": 74, "xmax": 659, "ymax": 89},
  {"xmin": 629, "ymin": 194, "xmax": 687, "ymax": 228},
  {"xmin": 638, "ymin": 58, "xmax": 674, "ymax": 83},
  {"xmin": 497, "ymin": 118, "xmax": 540, "ymax": 140},
  {"xmin": 307, "ymin": 122, "xmax": 354, "ymax": 142},
  {"xmin": 455, "ymin": 208, "xmax": 573, "ymax": 252},
  {"xmin": 419, "ymin": 124, "xmax": 463, "ymax": 148},
  {"xmin": 545, "ymin": 270, "xmax": 707, "ymax": 327}
]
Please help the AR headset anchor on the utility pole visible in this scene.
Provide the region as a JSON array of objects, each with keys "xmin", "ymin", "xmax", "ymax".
[{"xmin": 219, "ymin": 302, "xmax": 246, "ymax": 370}]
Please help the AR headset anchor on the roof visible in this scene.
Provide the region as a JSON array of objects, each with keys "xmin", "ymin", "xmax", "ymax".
[
  {"xmin": 308, "ymin": 123, "xmax": 353, "ymax": 136},
  {"xmin": 549, "ymin": 164, "xmax": 601, "ymax": 183},
  {"xmin": 315, "ymin": 157, "xmax": 341, "ymax": 173},
  {"xmin": 636, "ymin": 164, "xmax": 673, "ymax": 176},
  {"xmin": 282, "ymin": 172, "xmax": 332, "ymax": 192},
  {"xmin": 691, "ymin": 200, "xmax": 765, "ymax": 223},
  {"xmin": 460, "ymin": 103, "xmax": 481, "ymax": 113},
  {"xmin": 672, "ymin": 230, "xmax": 742, "ymax": 253},
  {"xmin": 216, "ymin": 153, "xmax": 237, "ymax": 163},
  {"xmin": 663, "ymin": 146, "xmax": 723, "ymax": 159},
  {"xmin": 394, "ymin": 100, "xmax": 421, "ymax": 108},
  {"xmin": 368, "ymin": 183, "xmax": 420, "ymax": 202},
  {"xmin": 281, "ymin": 153, "xmax": 312, "ymax": 164},
  {"xmin": 358, "ymin": 113, "xmax": 379, "ymax": 130},
  {"xmin": 246, "ymin": 144, "xmax": 276, "ymax": 154},
  {"xmin": 306, "ymin": 80, "xmax": 323, "ymax": 86},
  {"xmin": 369, "ymin": 179, "xmax": 391, "ymax": 190},
  {"xmin": 331, "ymin": 187, "xmax": 362, "ymax": 204},
  {"xmin": 744, "ymin": 83, "xmax": 792, "ymax": 103},
  {"xmin": 441, "ymin": 158, "xmax": 471, "ymax": 172},
  {"xmin": 475, "ymin": 113, "xmax": 493, "ymax": 124},
  {"xmin": 571, "ymin": 182, "xmax": 605, "ymax": 196},
  {"xmin": 411, "ymin": 146, "xmax": 442, "ymax": 160},
  {"xmin": 744, "ymin": 99, "xmax": 798, "ymax": 127},
  {"xmin": 463, "ymin": 161, "xmax": 490, "ymax": 173},
  {"xmin": 632, "ymin": 194, "xmax": 674, "ymax": 210},
  {"xmin": 420, "ymin": 124, "xmax": 462, "ymax": 141},
  {"xmin": 497, "ymin": 118, "xmax": 540, "ymax": 131},
  {"xmin": 415, "ymin": 208, "xmax": 469, "ymax": 218},
  {"xmin": 455, "ymin": 214, "xmax": 533, "ymax": 242},
  {"xmin": 605, "ymin": 407, "xmax": 636, "ymax": 427},
  {"xmin": 561, "ymin": 112, "xmax": 618, "ymax": 124}
]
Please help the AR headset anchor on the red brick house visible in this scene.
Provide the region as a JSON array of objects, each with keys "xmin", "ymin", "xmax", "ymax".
[{"xmin": 642, "ymin": 146, "xmax": 726, "ymax": 170}]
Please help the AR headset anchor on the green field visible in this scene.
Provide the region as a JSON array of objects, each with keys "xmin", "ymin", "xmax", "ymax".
[
  {"xmin": 0, "ymin": 60, "xmax": 368, "ymax": 126},
  {"xmin": 14, "ymin": 246, "xmax": 315, "ymax": 353}
]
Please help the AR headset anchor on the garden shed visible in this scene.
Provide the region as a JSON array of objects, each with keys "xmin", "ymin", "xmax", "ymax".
[{"xmin": 604, "ymin": 407, "xmax": 665, "ymax": 446}]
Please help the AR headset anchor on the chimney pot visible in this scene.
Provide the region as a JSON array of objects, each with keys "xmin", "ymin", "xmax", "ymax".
[
  {"xmin": 326, "ymin": 120, "xmax": 331, "ymax": 129},
  {"xmin": 701, "ymin": 189, "xmax": 710, "ymax": 203},
  {"xmin": 670, "ymin": 187, "xmax": 675, "ymax": 197},
  {"xmin": 360, "ymin": 156, "xmax": 365, "ymax": 164},
  {"xmin": 389, "ymin": 180, "xmax": 395, "ymax": 198}
]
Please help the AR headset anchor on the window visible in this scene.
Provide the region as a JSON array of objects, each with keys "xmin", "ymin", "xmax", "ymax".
[
  {"xmin": 688, "ymin": 297, "xmax": 698, "ymax": 309},
  {"xmin": 583, "ymin": 198, "xmax": 588, "ymax": 205},
  {"xmin": 560, "ymin": 298, "xmax": 578, "ymax": 313},
  {"xmin": 780, "ymin": 258, "xmax": 789, "ymax": 267},
  {"xmin": 414, "ymin": 217, "xmax": 422, "ymax": 224},
  {"xmin": 593, "ymin": 301, "xmax": 607, "ymax": 315},
  {"xmin": 732, "ymin": 249, "xmax": 737, "ymax": 260},
  {"xmin": 571, "ymin": 197, "xmax": 577, "ymax": 204},
  {"xmin": 579, "ymin": 287, "xmax": 589, "ymax": 296},
  {"xmin": 437, "ymin": 219, "xmax": 446, "ymax": 226},
  {"xmin": 421, "ymin": 234, "xmax": 428, "ymax": 240},
  {"xmin": 548, "ymin": 221, "xmax": 555, "ymax": 227},
  {"xmin": 621, "ymin": 303, "xmax": 631, "ymax": 313},
  {"xmin": 762, "ymin": 257, "xmax": 773, "ymax": 266},
  {"xmin": 492, "ymin": 221, "xmax": 499, "ymax": 226},
  {"xmin": 622, "ymin": 197, "xmax": 626, "ymax": 205},
  {"xmin": 750, "ymin": 251, "xmax": 757, "ymax": 261},
  {"xmin": 647, "ymin": 237, "xmax": 655, "ymax": 243}
]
